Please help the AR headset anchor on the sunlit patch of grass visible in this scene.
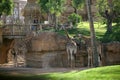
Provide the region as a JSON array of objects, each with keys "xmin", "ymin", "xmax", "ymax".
[
  {"xmin": 41, "ymin": 65, "xmax": 120, "ymax": 80},
  {"xmin": 36, "ymin": 65, "xmax": 120, "ymax": 80},
  {"xmin": 73, "ymin": 22, "xmax": 106, "ymax": 40}
]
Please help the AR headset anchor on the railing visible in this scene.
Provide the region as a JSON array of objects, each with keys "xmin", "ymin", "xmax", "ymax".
[{"xmin": 2, "ymin": 24, "xmax": 26, "ymax": 38}]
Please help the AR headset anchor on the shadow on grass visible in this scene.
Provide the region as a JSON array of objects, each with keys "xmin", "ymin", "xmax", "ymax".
[
  {"xmin": 57, "ymin": 28, "xmax": 90, "ymax": 37},
  {"xmin": 101, "ymin": 25, "xmax": 120, "ymax": 42},
  {"xmin": 0, "ymin": 74, "xmax": 51, "ymax": 80}
]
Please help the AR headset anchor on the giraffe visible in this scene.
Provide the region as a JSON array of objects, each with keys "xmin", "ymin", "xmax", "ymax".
[
  {"xmin": 76, "ymin": 34, "xmax": 102, "ymax": 67},
  {"xmin": 62, "ymin": 25, "xmax": 77, "ymax": 68},
  {"xmin": 86, "ymin": 44, "xmax": 102, "ymax": 67},
  {"xmin": 9, "ymin": 31, "xmax": 36, "ymax": 67},
  {"xmin": 87, "ymin": 46, "xmax": 93, "ymax": 67}
]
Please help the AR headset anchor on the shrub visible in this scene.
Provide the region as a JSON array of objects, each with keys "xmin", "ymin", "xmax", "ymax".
[{"xmin": 68, "ymin": 13, "xmax": 82, "ymax": 26}]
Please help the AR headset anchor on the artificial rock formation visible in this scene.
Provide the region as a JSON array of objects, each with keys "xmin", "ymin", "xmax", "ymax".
[
  {"xmin": 23, "ymin": 0, "xmax": 40, "ymax": 24},
  {"xmin": 23, "ymin": 0, "xmax": 40, "ymax": 32},
  {"xmin": 25, "ymin": 32, "xmax": 68, "ymax": 68},
  {"xmin": 103, "ymin": 42, "xmax": 120, "ymax": 65},
  {"xmin": 0, "ymin": 38, "xmax": 14, "ymax": 64}
]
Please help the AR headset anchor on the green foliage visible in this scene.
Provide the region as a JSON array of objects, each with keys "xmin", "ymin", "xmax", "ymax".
[
  {"xmin": 0, "ymin": 20, "xmax": 3, "ymax": 27},
  {"xmin": 68, "ymin": 13, "xmax": 82, "ymax": 25},
  {"xmin": 96, "ymin": 0, "xmax": 120, "ymax": 24},
  {"xmin": 38, "ymin": 22, "xmax": 120, "ymax": 42},
  {"xmin": 38, "ymin": 0, "xmax": 65, "ymax": 16},
  {"xmin": 46, "ymin": 0, "xmax": 65, "ymax": 16},
  {"xmin": 101, "ymin": 24, "xmax": 120, "ymax": 42},
  {"xmin": 0, "ymin": 0, "xmax": 13, "ymax": 16},
  {"xmin": 38, "ymin": 0, "xmax": 49, "ymax": 13},
  {"xmin": 57, "ymin": 22, "xmax": 106, "ymax": 40},
  {"xmin": 72, "ymin": 0, "xmax": 84, "ymax": 9}
]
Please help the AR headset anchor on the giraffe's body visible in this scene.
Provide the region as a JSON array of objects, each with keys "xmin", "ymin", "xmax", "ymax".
[
  {"xmin": 8, "ymin": 31, "xmax": 36, "ymax": 67},
  {"xmin": 87, "ymin": 46, "xmax": 93, "ymax": 67},
  {"xmin": 76, "ymin": 34, "xmax": 102, "ymax": 67},
  {"xmin": 62, "ymin": 25, "xmax": 77, "ymax": 68},
  {"xmin": 66, "ymin": 39, "xmax": 77, "ymax": 68}
]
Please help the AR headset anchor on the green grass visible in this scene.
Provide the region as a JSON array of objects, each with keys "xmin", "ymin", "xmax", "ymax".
[
  {"xmin": 56, "ymin": 22, "xmax": 120, "ymax": 42},
  {"xmin": 101, "ymin": 24, "xmax": 120, "ymax": 42},
  {"xmin": 57, "ymin": 22, "xmax": 106, "ymax": 40},
  {"xmin": 0, "ymin": 65, "xmax": 120, "ymax": 80},
  {"xmin": 38, "ymin": 21, "xmax": 120, "ymax": 42}
]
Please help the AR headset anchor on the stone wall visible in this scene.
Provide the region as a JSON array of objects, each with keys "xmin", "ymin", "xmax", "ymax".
[
  {"xmin": 102, "ymin": 42, "xmax": 120, "ymax": 65},
  {"xmin": 25, "ymin": 32, "xmax": 88, "ymax": 68},
  {"xmin": 25, "ymin": 32, "xmax": 68, "ymax": 68},
  {"xmin": 26, "ymin": 51, "xmax": 68, "ymax": 68},
  {"xmin": 0, "ymin": 38, "xmax": 14, "ymax": 64}
]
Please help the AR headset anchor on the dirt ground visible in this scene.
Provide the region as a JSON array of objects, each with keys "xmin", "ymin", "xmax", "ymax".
[
  {"xmin": 0, "ymin": 62, "xmax": 89, "ymax": 75},
  {"xmin": 0, "ymin": 67, "xmax": 88, "ymax": 75}
]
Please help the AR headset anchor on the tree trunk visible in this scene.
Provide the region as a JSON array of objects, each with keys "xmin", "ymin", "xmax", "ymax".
[
  {"xmin": 105, "ymin": 0, "xmax": 113, "ymax": 33},
  {"xmin": 76, "ymin": 9, "xmax": 79, "ymax": 24},
  {"xmin": 86, "ymin": 0, "xmax": 99, "ymax": 67},
  {"xmin": 106, "ymin": 18, "xmax": 112, "ymax": 33},
  {"xmin": 48, "ymin": 12, "xmax": 51, "ymax": 24},
  {"xmin": 0, "ymin": 28, "xmax": 2, "ymax": 45},
  {"xmin": 73, "ymin": 7, "xmax": 79, "ymax": 24},
  {"xmin": 52, "ymin": 13, "xmax": 58, "ymax": 30}
]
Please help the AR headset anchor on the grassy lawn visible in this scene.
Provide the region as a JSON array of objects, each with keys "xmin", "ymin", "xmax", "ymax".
[
  {"xmin": 57, "ymin": 22, "xmax": 106, "ymax": 40},
  {"xmin": 56, "ymin": 22, "xmax": 120, "ymax": 42},
  {"xmin": 0, "ymin": 65, "xmax": 120, "ymax": 80}
]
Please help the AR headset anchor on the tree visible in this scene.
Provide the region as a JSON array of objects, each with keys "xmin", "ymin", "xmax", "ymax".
[
  {"xmin": 0, "ymin": 0, "xmax": 13, "ymax": 23},
  {"xmin": 38, "ymin": 0, "xmax": 50, "ymax": 23},
  {"xmin": 97, "ymin": 0, "xmax": 120, "ymax": 33},
  {"xmin": 86, "ymin": 0, "xmax": 99, "ymax": 67},
  {"xmin": 38, "ymin": 0, "xmax": 49, "ymax": 13},
  {"xmin": 68, "ymin": 13, "xmax": 82, "ymax": 26},
  {"xmin": 46, "ymin": 0, "xmax": 65, "ymax": 29},
  {"xmin": 38, "ymin": 0, "xmax": 65, "ymax": 29},
  {"xmin": 72, "ymin": 0, "xmax": 84, "ymax": 24}
]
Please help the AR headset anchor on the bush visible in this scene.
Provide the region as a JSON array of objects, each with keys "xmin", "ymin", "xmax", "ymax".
[
  {"xmin": 101, "ymin": 24, "xmax": 120, "ymax": 42},
  {"xmin": 68, "ymin": 13, "xmax": 82, "ymax": 26}
]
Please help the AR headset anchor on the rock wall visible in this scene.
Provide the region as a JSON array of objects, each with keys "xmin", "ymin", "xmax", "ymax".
[
  {"xmin": 103, "ymin": 42, "xmax": 120, "ymax": 65},
  {"xmin": 25, "ymin": 32, "xmax": 68, "ymax": 68},
  {"xmin": 26, "ymin": 32, "xmax": 88, "ymax": 68},
  {"xmin": 0, "ymin": 38, "xmax": 14, "ymax": 64},
  {"xmin": 26, "ymin": 51, "xmax": 68, "ymax": 68}
]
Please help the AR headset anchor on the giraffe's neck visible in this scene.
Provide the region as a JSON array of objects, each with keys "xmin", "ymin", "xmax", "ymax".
[{"xmin": 63, "ymin": 27, "xmax": 71, "ymax": 41}]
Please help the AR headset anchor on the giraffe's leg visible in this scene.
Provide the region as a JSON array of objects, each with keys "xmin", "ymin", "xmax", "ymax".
[
  {"xmin": 88, "ymin": 57, "xmax": 89, "ymax": 67},
  {"xmin": 67, "ymin": 49, "xmax": 70, "ymax": 67},
  {"xmin": 14, "ymin": 50, "xmax": 18, "ymax": 67},
  {"xmin": 91, "ymin": 56, "xmax": 93, "ymax": 67},
  {"xmin": 98, "ymin": 54, "xmax": 102, "ymax": 66},
  {"xmin": 70, "ymin": 50, "xmax": 73, "ymax": 68}
]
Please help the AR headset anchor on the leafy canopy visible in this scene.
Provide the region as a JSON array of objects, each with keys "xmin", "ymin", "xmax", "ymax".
[
  {"xmin": 38, "ymin": 0, "xmax": 65, "ymax": 16},
  {"xmin": 72, "ymin": 0, "xmax": 84, "ymax": 9},
  {"xmin": 0, "ymin": 0, "xmax": 13, "ymax": 16},
  {"xmin": 97, "ymin": 0, "xmax": 120, "ymax": 24}
]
